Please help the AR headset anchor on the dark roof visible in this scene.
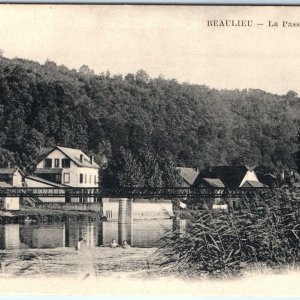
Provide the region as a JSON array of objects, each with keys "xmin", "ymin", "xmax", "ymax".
[
  {"xmin": 200, "ymin": 178, "xmax": 225, "ymax": 188},
  {"xmin": 34, "ymin": 168, "xmax": 63, "ymax": 174},
  {"xmin": 193, "ymin": 166, "xmax": 253, "ymax": 189},
  {"xmin": 25, "ymin": 176, "xmax": 67, "ymax": 188},
  {"xmin": 241, "ymin": 180, "xmax": 265, "ymax": 188},
  {"xmin": 176, "ymin": 167, "xmax": 199, "ymax": 185}
]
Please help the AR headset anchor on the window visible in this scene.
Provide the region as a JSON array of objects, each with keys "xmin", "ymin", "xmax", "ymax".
[
  {"xmin": 232, "ymin": 200, "xmax": 237, "ymax": 210},
  {"xmin": 94, "ymin": 175, "xmax": 97, "ymax": 184},
  {"xmin": 54, "ymin": 159, "xmax": 59, "ymax": 168},
  {"xmin": 62, "ymin": 158, "xmax": 70, "ymax": 168},
  {"xmin": 54, "ymin": 174, "xmax": 61, "ymax": 182},
  {"xmin": 44, "ymin": 159, "xmax": 52, "ymax": 168},
  {"xmin": 89, "ymin": 175, "xmax": 92, "ymax": 184},
  {"xmin": 79, "ymin": 174, "xmax": 83, "ymax": 184},
  {"xmin": 84, "ymin": 174, "xmax": 87, "ymax": 183},
  {"xmin": 63, "ymin": 173, "xmax": 70, "ymax": 183}
]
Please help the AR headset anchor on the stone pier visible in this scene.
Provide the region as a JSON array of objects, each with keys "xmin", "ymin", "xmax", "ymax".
[{"xmin": 118, "ymin": 198, "xmax": 133, "ymax": 245}]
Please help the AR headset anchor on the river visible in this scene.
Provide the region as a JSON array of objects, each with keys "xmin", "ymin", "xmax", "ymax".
[{"xmin": 0, "ymin": 219, "xmax": 181, "ymax": 250}]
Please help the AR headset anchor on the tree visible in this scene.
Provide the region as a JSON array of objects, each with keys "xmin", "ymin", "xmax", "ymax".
[
  {"xmin": 79, "ymin": 65, "xmax": 95, "ymax": 75},
  {"xmin": 135, "ymin": 70, "xmax": 150, "ymax": 84},
  {"xmin": 102, "ymin": 147, "xmax": 145, "ymax": 188}
]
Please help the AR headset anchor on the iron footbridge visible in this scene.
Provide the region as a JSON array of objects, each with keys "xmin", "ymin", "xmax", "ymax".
[{"xmin": 0, "ymin": 186, "xmax": 278, "ymax": 199}]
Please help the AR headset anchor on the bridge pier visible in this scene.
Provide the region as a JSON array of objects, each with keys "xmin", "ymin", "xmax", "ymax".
[{"xmin": 118, "ymin": 198, "xmax": 133, "ymax": 245}]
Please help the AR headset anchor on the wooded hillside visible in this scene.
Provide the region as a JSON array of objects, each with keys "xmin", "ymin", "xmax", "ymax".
[{"xmin": 0, "ymin": 56, "xmax": 299, "ymax": 186}]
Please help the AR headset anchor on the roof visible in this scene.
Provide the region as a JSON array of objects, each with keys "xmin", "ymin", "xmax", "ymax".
[
  {"xmin": 242, "ymin": 180, "xmax": 265, "ymax": 188},
  {"xmin": 34, "ymin": 168, "xmax": 63, "ymax": 174},
  {"xmin": 25, "ymin": 176, "xmax": 68, "ymax": 188},
  {"xmin": 0, "ymin": 181, "xmax": 12, "ymax": 188},
  {"xmin": 0, "ymin": 168, "xmax": 24, "ymax": 175},
  {"xmin": 193, "ymin": 166, "xmax": 253, "ymax": 189},
  {"xmin": 57, "ymin": 146, "xmax": 99, "ymax": 168},
  {"xmin": 201, "ymin": 178, "xmax": 225, "ymax": 188},
  {"xmin": 39, "ymin": 146, "xmax": 99, "ymax": 169},
  {"xmin": 176, "ymin": 167, "xmax": 199, "ymax": 185},
  {"xmin": 36, "ymin": 147, "xmax": 52, "ymax": 163}
]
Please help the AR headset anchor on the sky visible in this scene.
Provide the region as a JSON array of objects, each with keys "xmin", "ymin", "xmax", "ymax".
[{"xmin": 0, "ymin": 5, "xmax": 299, "ymax": 95}]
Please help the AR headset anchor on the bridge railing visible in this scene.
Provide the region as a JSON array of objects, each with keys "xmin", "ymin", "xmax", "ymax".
[{"xmin": 0, "ymin": 186, "xmax": 274, "ymax": 198}]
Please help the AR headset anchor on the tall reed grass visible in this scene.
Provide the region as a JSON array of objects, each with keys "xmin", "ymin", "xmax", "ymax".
[{"xmin": 158, "ymin": 186, "xmax": 300, "ymax": 277}]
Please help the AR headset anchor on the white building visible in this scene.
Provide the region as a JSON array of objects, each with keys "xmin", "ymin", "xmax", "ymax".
[
  {"xmin": 0, "ymin": 168, "xmax": 25, "ymax": 210},
  {"xmin": 24, "ymin": 175, "xmax": 68, "ymax": 203},
  {"xmin": 0, "ymin": 168, "xmax": 24, "ymax": 187},
  {"xmin": 31, "ymin": 146, "xmax": 100, "ymax": 203}
]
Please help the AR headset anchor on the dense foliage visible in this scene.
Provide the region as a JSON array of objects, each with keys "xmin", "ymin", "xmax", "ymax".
[
  {"xmin": 0, "ymin": 55, "xmax": 299, "ymax": 185},
  {"xmin": 158, "ymin": 187, "xmax": 300, "ymax": 277}
]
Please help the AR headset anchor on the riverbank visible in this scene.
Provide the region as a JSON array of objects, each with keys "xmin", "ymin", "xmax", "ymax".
[{"xmin": 0, "ymin": 208, "xmax": 103, "ymax": 224}]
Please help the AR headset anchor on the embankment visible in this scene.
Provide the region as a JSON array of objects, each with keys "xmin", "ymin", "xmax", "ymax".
[{"xmin": 0, "ymin": 208, "xmax": 103, "ymax": 224}]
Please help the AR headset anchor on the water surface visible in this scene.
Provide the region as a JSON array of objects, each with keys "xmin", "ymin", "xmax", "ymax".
[{"xmin": 0, "ymin": 219, "xmax": 179, "ymax": 250}]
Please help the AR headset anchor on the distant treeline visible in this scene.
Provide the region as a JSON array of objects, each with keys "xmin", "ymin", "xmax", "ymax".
[{"xmin": 0, "ymin": 56, "xmax": 299, "ymax": 187}]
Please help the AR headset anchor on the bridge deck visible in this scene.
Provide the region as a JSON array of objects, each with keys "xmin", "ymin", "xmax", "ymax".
[{"xmin": 0, "ymin": 186, "xmax": 275, "ymax": 198}]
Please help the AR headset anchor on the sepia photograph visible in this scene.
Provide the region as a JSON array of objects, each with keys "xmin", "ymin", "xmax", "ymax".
[{"xmin": 0, "ymin": 4, "xmax": 300, "ymax": 296}]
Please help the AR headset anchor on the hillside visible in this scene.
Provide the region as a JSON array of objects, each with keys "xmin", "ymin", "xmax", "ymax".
[{"xmin": 0, "ymin": 56, "xmax": 299, "ymax": 187}]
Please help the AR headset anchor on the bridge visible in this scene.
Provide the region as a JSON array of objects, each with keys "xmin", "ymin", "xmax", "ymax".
[{"xmin": 0, "ymin": 186, "xmax": 273, "ymax": 199}]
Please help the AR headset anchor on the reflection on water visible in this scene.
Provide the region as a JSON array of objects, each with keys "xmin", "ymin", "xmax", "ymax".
[{"xmin": 0, "ymin": 219, "xmax": 183, "ymax": 250}]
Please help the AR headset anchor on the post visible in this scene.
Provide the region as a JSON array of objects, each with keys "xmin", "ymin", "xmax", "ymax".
[{"xmin": 118, "ymin": 198, "xmax": 133, "ymax": 246}]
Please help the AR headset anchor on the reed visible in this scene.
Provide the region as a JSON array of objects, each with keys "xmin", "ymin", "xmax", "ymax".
[{"xmin": 158, "ymin": 186, "xmax": 300, "ymax": 278}]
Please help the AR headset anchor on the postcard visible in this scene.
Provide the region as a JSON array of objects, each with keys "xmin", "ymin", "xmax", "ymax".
[{"xmin": 0, "ymin": 4, "xmax": 299, "ymax": 296}]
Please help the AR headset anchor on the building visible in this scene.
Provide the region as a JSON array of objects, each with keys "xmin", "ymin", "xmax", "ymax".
[
  {"xmin": 28, "ymin": 146, "xmax": 100, "ymax": 203},
  {"xmin": 24, "ymin": 175, "xmax": 68, "ymax": 203},
  {"xmin": 192, "ymin": 165, "xmax": 265, "ymax": 209},
  {"xmin": 0, "ymin": 168, "xmax": 24, "ymax": 210},
  {"xmin": 102, "ymin": 198, "xmax": 173, "ymax": 221},
  {"xmin": 193, "ymin": 165, "xmax": 262, "ymax": 189},
  {"xmin": 0, "ymin": 168, "xmax": 24, "ymax": 187},
  {"xmin": 176, "ymin": 167, "xmax": 199, "ymax": 187}
]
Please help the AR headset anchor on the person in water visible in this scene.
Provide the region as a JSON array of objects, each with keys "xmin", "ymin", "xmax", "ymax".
[
  {"xmin": 122, "ymin": 240, "xmax": 131, "ymax": 249},
  {"xmin": 109, "ymin": 239, "xmax": 119, "ymax": 248},
  {"xmin": 75, "ymin": 237, "xmax": 84, "ymax": 250}
]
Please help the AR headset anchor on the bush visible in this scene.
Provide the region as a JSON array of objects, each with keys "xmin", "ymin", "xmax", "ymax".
[{"xmin": 158, "ymin": 186, "xmax": 300, "ymax": 277}]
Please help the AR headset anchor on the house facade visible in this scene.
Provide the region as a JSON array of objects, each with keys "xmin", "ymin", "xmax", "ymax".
[{"xmin": 32, "ymin": 146, "xmax": 100, "ymax": 203}]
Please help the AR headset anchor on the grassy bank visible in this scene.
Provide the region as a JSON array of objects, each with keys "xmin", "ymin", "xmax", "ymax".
[
  {"xmin": 158, "ymin": 187, "xmax": 300, "ymax": 278},
  {"xmin": 0, "ymin": 208, "xmax": 103, "ymax": 224}
]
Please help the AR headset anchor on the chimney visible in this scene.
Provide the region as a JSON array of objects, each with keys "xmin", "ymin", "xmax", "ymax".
[
  {"xmin": 90, "ymin": 155, "xmax": 94, "ymax": 164},
  {"xmin": 80, "ymin": 154, "xmax": 84, "ymax": 163}
]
